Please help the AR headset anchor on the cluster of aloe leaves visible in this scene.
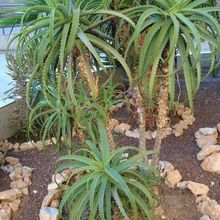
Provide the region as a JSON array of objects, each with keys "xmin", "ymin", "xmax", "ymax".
[{"xmin": 1, "ymin": 0, "xmax": 220, "ymax": 219}]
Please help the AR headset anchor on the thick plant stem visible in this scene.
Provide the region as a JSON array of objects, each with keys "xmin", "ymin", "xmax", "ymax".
[
  {"xmin": 106, "ymin": 127, "xmax": 116, "ymax": 151},
  {"xmin": 152, "ymin": 50, "xmax": 170, "ymax": 167},
  {"xmin": 133, "ymin": 83, "xmax": 146, "ymax": 152}
]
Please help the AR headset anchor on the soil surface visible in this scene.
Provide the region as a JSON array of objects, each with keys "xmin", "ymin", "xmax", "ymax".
[
  {"xmin": 0, "ymin": 75, "xmax": 220, "ymax": 220},
  {"xmin": 6, "ymin": 148, "xmax": 58, "ymax": 220}
]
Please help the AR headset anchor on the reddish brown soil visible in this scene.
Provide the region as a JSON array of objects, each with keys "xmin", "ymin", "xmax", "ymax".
[{"xmin": 0, "ymin": 76, "xmax": 219, "ymax": 220}]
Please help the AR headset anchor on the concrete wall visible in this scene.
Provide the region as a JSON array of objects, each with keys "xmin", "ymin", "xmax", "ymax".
[
  {"xmin": 0, "ymin": 102, "xmax": 18, "ymax": 140},
  {"xmin": 0, "ymin": 35, "xmax": 17, "ymax": 51}
]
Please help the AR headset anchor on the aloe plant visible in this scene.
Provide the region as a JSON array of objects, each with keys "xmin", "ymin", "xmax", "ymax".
[
  {"xmin": 126, "ymin": 0, "xmax": 220, "ymax": 165},
  {"xmin": 56, "ymin": 120, "xmax": 159, "ymax": 220},
  {"xmin": 1, "ymin": 0, "xmax": 136, "ymax": 151}
]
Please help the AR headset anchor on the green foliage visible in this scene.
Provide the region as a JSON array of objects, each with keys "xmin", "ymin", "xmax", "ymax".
[
  {"xmin": 56, "ymin": 120, "xmax": 159, "ymax": 220},
  {"xmin": 125, "ymin": 0, "xmax": 220, "ymax": 109}
]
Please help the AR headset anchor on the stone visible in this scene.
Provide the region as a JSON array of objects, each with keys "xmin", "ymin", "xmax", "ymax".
[
  {"xmin": 47, "ymin": 183, "xmax": 58, "ymax": 191},
  {"xmin": 178, "ymin": 120, "xmax": 189, "ymax": 129},
  {"xmin": 14, "ymin": 179, "xmax": 28, "ymax": 189},
  {"xmin": 61, "ymin": 169, "xmax": 71, "ymax": 179},
  {"xmin": 14, "ymin": 166, "xmax": 23, "ymax": 175},
  {"xmin": 0, "ymin": 189, "xmax": 22, "ymax": 202},
  {"xmin": 35, "ymin": 141, "xmax": 44, "ymax": 151},
  {"xmin": 187, "ymin": 181, "xmax": 209, "ymax": 195},
  {"xmin": 9, "ymin": 171, "xmax": 22, "ymax": 181},
  {"xmin": 5, "ymin": 157, "xmax": 19, "ymax": 166},
  {"xmin": 125, "ymin": 129, "xmax": 139, "ymax": 138},
  {"xmin": 197, "ymin": 145, "xmax": 220, "ymax": 160},
  {"xmin": 200, "ymin": 215, "xmax": 211, "ymax": 220},
  {"xmin": 217, "ymin": 123, "xmax": 220, "ymax": 133},
  {"xmin": 23, "ymin": 177, "xmax": 32, "ymax": 186},
  {"xmin": 108, "ymin": 118, "xmax": 119, "ymax": 130},
  {"xmin": 50, "ymin": 200, "xmax": 59, "ymax": 208},
  {"xmin": 199, "ymin": 127, "xmax": 217, "ymax": 136},
  {"xmin": 145, "ymin": 131, "xmax": 152, "ymax": 140},
  {"xmin": 173, "ymin": 128, "xmax": 184, "ymax": 137},
  {"xmin": 22, "ymin": 166, "xmax": 33, "ymax": 178},
  {"xmin": 177, "ymin": 181, "xmax": 188, "ymax": 190},
  {"xmin": 13, "ymin": 143, "xmax": 20, "ymax": 151},
  {"xmin": 196, "ymin": 135, "xmax": 217, "ymax": 149},
  {"xmin": 165, "ymin": 170, "xmax": 182, "ymax": 188},
  {"xmin": 52, "ymin": 174, "xmax": 66, "ymax": 185},
  {"xmin": 114, "ymin": 123, "xmax": 131, "ymax": 134},
  {"xmin": 21, "ymin": 187, "xmax": 29, "ymax": 196},
  {"xmin": 8, "ymin": 199, "xmax": 21, "ymax": 212},
  {"xmin": 39, "ymin": 208, "xmax": 59, "ymax": 220},
  {"xmin": 51, "ymin": 137, "xmax": 57, "ymax": 145},
  {"xmin": 7, "ymin": 143, "xmax": 14, "ymax": 151},
  {"xmin": 201, "ymin": 153, "xmax": 220, "ymax": 174},
  {"xmin": 0, "ymin": 166, "xmax": 13, "ymax": 174},
  {"xmin": 159, "ymin": 161, "xmax": 174, "ymax": 177},
  {"xmin": 151, "ymin": 131, "xmax": 157, "ymax": 139},
  {"xmin": 20, "ymin": 142, "xmax": 35, "ymax": 151},
  {"xmin": 196, "ymin": 195, "xmax": 220, "ymax": 220},
  {"xmin": 0, "ymin": 205, "xmax": 11, "ymax": 220},
  {"xmin": 182, "ymin": 115, "xmax": 196, "ymax": 125},
  {"xmin": 41, "ymin": 190, "xmax": 62, "ymax": 208},
  {"xmin": 164, "ymin": 127, "xmax": 172, "ymax": 136}
]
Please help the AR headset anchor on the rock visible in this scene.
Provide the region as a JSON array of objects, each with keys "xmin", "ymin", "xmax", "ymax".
[
  {"xmin": 125, "ymin": 129, "xmax": 139, "ymax": 138},
  {"xmin": 13, "ymin": 143, "xmax": 20, "ymax": 151},
  {"xmin": 21, "ymin": 187, "xmax": 29, "ymax": 196},
  {"xmin": 196, "ymin": 195, "xmax": 220, "ymax": 219},
  {"xmin": 14, "ymin": 166, "xmax": 23, "ymax": 175},
  {"xmin": 159, "ymin": 161, "xmax": 174, "ymax": 177},
  {"xmin": 196, "ymin": 135, "xmax": 217, "ymax": 149},
  {"xmin": 187, "ymin": 181, "xmax": 209, "ymax": 195},
  {"xmin": 164, "ymin": 127, "xmax": 172, "ymax": 136},
  {"xmin": 217, "ymin": 123, "xmax": 220, "ymax": 133},
  {"xmin": 22, "ymin": 166, "xmax": 33, "ymax": 178},
  {"xmin": 14, "ymin": 179, "xmax": 28, "ymax": 189},
  {"xmin": 0, "ymin": 166, "xmax": 13, "ymax": 174},
  {"xmin": 41, "ymin": 190, "xmax": 62, "ymax": 208},
  {"xmin": 61, "ymin": 169, "xmax": 71, "ymax": 179},
  {"xmin": 7, "ymin": 143, "xmax": 14, "ymax": 151},
  {"xmin": 182, "ymin": 114, "xmax": 196, "ymax": 125},
  {"xmin": 8, "ymin": 199, "xmax": 21, "ymax": 212},
  {"xmin": 197, "ymin": 145, "xmax": 220, "ymax": 160},
  {"xmin": 201, "ymin": 153, "xmax": 220, "ymax": 174},
  {"xmin": 5, "ymin": 157, "xmax": 19, "ymax": 166},
  {"xmin": 145, "ymin": 131, "xmax": 152, "ymax": 140},
  {"xmin": 199, "ymin": 127, "xmax": 217, "ymax": 136},
  {"xmin": 165, "ymin": 170, "xmax": 182, "ymax": 188},
  {"xmin": 177, "ymin": 181, "xmax": 188, "ymax": 190},
  {"xmin": 151, "ymin": 131, "xmax": 157, "ymax": 139},
  {"xmin": 108, "ymin": 118, "xmax": 119, "ymax": 130},
  {"xmin": 47, "ymin": 183, "xmax": 58, "ymax": 191},
  {"xmin": 20, "ymin": 142, "xmax": 35, "ymax": 151},
  {"xmin": 200, "ymin": 215, "xmax": 211, "ymax": 220},
  {"xmin": 0, "ymin": 189, "xmax": 22, "ymax": 202},
  {"xmin": 114, "ymin": 123, "xmax": 131, "ymax": 134},
  {"xmin": 39, "ymin": 208, "xmax": 59, "ymax": 220},
  {"xmin": 0, "ymin": 205, "xmax": 11, "ymax": 220},
  {"xmin": 9, "ymin": 171, "xmax": 22, "ymax": 181},
  {"xmin": 23, "ymin": 177, "xmax": 32, "ymax": 186},
  {"xmin": 35, "ymin": 141, "xmax": 43, "ymax": 151},
  {"xmin": 52, "ymin": 174, "xmax": 66, "ymax": 185},
  {"xmin": 173, "ymin": 128, "xmax": 184, "ymax": 137},
  {"xmin": 50, "ymin": 200, "xmax": 59, "ymax": 208}
]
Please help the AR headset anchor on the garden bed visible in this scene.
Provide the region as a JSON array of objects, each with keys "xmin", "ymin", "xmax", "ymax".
[{"xmin": 0, "ymin": 75, "xmax": 220, "ymax": 220}]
